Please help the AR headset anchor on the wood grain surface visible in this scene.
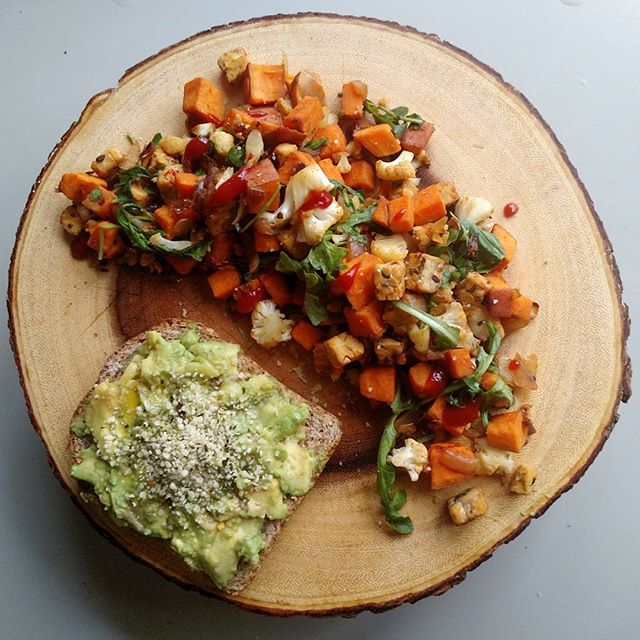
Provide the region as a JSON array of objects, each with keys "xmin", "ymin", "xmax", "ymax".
[{"xmin": 8, "ymin": 14, "xmax": 630, "ymax": 615}]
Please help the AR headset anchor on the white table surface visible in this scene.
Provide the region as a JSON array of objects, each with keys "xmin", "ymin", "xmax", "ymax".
[{"xmin": 1, "ymin": 1, "xmax": 637, "ymax": 638}]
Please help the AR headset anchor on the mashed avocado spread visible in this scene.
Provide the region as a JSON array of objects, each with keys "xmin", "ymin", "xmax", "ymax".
[{"xmin": 71, "ymin": 328, "xmax": 316, "ymax": 588}]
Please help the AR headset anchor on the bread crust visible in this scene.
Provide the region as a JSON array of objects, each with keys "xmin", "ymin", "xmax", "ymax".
[{"xmin": 69, "ymin": 319, "xmax": 342, "ymax": 593}]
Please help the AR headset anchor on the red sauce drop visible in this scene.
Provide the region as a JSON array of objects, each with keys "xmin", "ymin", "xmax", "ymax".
[
  {"xmin": 299, "ymin": 190, "xmax": 333, "ymax": 213},
  {"xmin": 249, "ymin": 111, "xmax": 268, "ymax": 118},
  {"xmin": 504, "ymin": 202, "xmax": 519, "ymax": 217},
  {"xmin": 508, "ymin": 358, "xmax": 522, "ymax": 371}
]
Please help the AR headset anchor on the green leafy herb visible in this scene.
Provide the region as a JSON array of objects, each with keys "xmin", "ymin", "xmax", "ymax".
[
  {"xmin": 227, "ymin": 143, "xmax": 246, "ymax": 168},
  {"xmin": 428, "ymin": 219, "xmax": 505, "ymax": 283},
  {"xmin": 460, "ymin": 322, "xmax": 502, "ymax": 394},
  {"xmin": 377, "ymin": 382, "xmax": 420, "ymax": 534},
  {"xmin": 363, "ymin": 99, "xmax": 424, "ymax": 138},
  {"xmin": 392, "ymin": 300, "xmax": 460, "ymax": 349},
  {"xmin": 300, "ymin": 136, "xmax": 328, "ymax": 152},
  {"xmin": 114, "ymin": 165, "xmax": 153, "ymax": 203},
  {"xmin": 126, "ymin": 133, "xmax": 136, "ymax": 145},
  {"xmin": 151, "ymin": 132, "xmax": 162, "ymax": 146},
  {"xmin": 88, "ymin": 187, "xmax": 102, "ymax": 202},
  {"xmin": 330, "ymin": 180, "xmax": 365, "ymax": 205},
  {"xmin": 330, "ymin": 180, "xmax": 374, "ymax": 241},
  {"xmin": 97, "ymin": 227, "xmax": 105, "ymax": 261},
  {"xmin": 306, "ymin": 232, "xmax": 349, "ymax": 276}
]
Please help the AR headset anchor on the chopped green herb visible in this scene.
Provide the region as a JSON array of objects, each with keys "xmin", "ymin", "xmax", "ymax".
[
  {"xmin": 151, "ymin": 132, "xmax": 162, "ymax": 146},
  {"xmin": 227, "ymin": 143, "xmax": 246, "ymax": 168},
  {"xmin": 392, "ymin": 300, "xmax": 460, "ymax": 350},
  {"xmin": 88, "ymin": 187, "xmax": 102, "ymax": 202},
  {"xmin": 300, "ymin": 137, "xmax": 328, "ymax": 152},
  {"xmin": 363, "ymin": 99, "xmax": 424, "ymax": 138}
]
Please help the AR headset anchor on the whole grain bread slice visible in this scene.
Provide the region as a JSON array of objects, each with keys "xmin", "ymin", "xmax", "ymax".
[{"xmin": 69, "ymin": 319, "xmax": 342, "ymax": 594}]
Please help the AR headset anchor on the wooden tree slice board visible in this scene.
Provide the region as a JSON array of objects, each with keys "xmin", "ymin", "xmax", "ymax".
[{"xmin": 8, "ymin": 14, "xmax": 631, "ymax": 615}]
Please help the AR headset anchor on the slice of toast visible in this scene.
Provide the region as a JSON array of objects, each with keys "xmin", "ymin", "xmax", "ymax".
[{"xmin": 69, "ymin": 319, "xmax": 342, "ymax": 593}]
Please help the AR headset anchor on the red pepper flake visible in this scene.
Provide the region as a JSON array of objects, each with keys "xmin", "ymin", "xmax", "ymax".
[{"xmin": 503, "ymin": 202, "xmax": 519, "ymax": 218}]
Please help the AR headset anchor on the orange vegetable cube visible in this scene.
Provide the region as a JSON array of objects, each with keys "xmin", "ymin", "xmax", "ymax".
[
  {"xmin": 387, "ymin": 195, "xmax": 414, "ymax": 233},
  {"xmin": 153, "ymin": 205, "xmax": 178, "ymax": 238},
  {"xmin": 206, "ymin": 232, "xmax": 236, "ymax": 266},
  {"xmin": 343, "ymin": 253, "xmax": 383, "ymax": 310},
  {"xmin": 486, "ymin": 411, "xmax": 528, "ymax": 452},
  {"xmin": 480, "ymin": 371, "xmax": 498, "ymax": 390},
  {"xmin": 183, "ymin": 77, "xmax": 225, "ymax": 123},
  {"xmin": 413, "ymin": 185, "xmax": 447, "ymax": 225},
  {"xmin": 371, "ymin": 196, "xmax": 389, "ymax": 228},
  {"xmin": 485, "ymin": 271, "xmax": 509, "ymax": 290},
  {"xmin": 292, "ymin": 319, "xmax": 324, "ymax": 351},
  {"xmin": 259, "ymin": 271, "xmax": 291, "ymax": 307},
  {"xmin": 426, "ymin": 396, "xmax": 446, "ymax": 422},
  {"xmin": 353, "ymin": 124, "xmax": 401, "ymax": 157},
  {"xmin": 58, "ymin": 173, "xmax": 107, "ymax": 203},
  {"xmin": 429, "ymin": 443, "xmax": 476, "ymax": 490},
  {"xmin": 341, "ymin": 81, "xmax": 368, "ymax": 118},
  {"xmin": 510, "ymin": 293, "xmax": 533, "ymax": 320},
  {"xmin": 492, "ymin": 223, "xmax": 517, "ymax": 271},
  {"xmin": 344, "ymin": 301, "xmax": 386, "ymax": 338},
  {"xmin": 317, "ymin": 158, "xmax": 344, "ymax": 184},
  {"xmin": 344, "ymin": 160, "xmax": 375, "ymax": 193},
  {"xmin": 174, "ymin": 172, "xmax": 202, "ymax": 197},
  {"xmin": 444, "ymin": 349, "xmax": 476, "ymax": 379},
  {"xmin": 208, "ymin": 267, "xmax": 241, "ymax": 299},
  {"xmin": 277, "ymin": 151, "xmax": 315, "ymax": 184},
  {"xmin": 245, "ymin": 159, "xmax": 281, "ymax": 213},
  {"xmin": 254, "ymin": 231, "xmax": 281, "ymax": 253},
  {"xmin": 313, "ymin": 124, "xmax": 347, "ymax": 159},
  {"xmin": 86, "ymin": 221, "xmax": 124, "ymax": 260},
  {"xmin": 283, "ymin": 96, "xmax": 324, "ymax": 134},
  {"xmin": 81, "ymin": 186, "xmax": 116, "ymax": 221},
  {"xmin": 401, "ymin": 122, "xmax": 435, "ymax": 154},
  {"xmin": 359, "ymin": 365, "xmax": 396, "ymax": 403},
  {"xmin": 486, "ymin": 287, "xmax": 513, "ymax": 318},
  {"xmin": 165, "ymin": 255, "xmax": 197, "ymax": 275},
  {"xmin": 244, "ymin": 63, "xmax": 287, "ymax": 106}
]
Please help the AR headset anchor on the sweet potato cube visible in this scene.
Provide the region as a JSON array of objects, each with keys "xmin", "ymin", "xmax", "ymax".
[
  {"xmin": 444, "ymin": 349, "xmax": 476, "ymax": 379},
  {"xmin": 492, "ymin": 223, "xmax": 517, "ymax": 271},
  {"xmin": 344, "ymin": 301, "xmax": 386, "ymax": 339},
  {"xmin": 359, "ymin": 365, "xmax": 396, "ymax": 403},
  {"xmin": 208, "ymin": 267, "xmax": 241, "ymax": 299},
  {"xmin": 401, "ymin": 122, "xmax": 435, "ymax": 153},
  {"xmin": 317, "ymin": 158, "xmax": 344, "ymax": 184},
  {"xmin": 244, "ymin": 63, "xmax": 287, "ymax": 105},
  {"xmin": 174, "ymin": 172, "xmax": 202, "ymax": 197},
  {"xmin": 486, "ymin": 411, "xmax": 527, "ymax": 452},
  {"xmin": 429, "ymin": 443, "xmax": 476, "ymax": 490},
  {"xmin": 206, "ymin": 232, "xmax": 235, "ymax": 266},
  {"xmin": 486, "ymin": 287, "xmax": 513, "ymax": 318},
  {"xmin": 353, "ymin": 123, "xmax": 401, "ymax": 157},
  {"xmin": 413, "ymin": 185, "xmax": 447, "ymax": 225},
  {"xmin": 344, "ymin": 160, "xmax": 375, "ymax": 193},
  {"xmin": 510, "ymin": 293, "xmax": 534, "ymax": 320},
  {"xmin": 253, "ymin": 231, "xmax": 281, "ymax": 253},
  {"xmin": 86, "ymin": 222, "xmax": 124, "ymax": 260},
  {"xmin": 245, "ymin": 159, "xmax": 281, "ymax": 213},
  {"xmin": 485, "ymin": 271, "xmax": 509, "ymax": 290},
  {"xmin": 343, "ymin": 253, "xmax": 383, "ymax": 310},
  {"xmin": 371, "ymin": 196, "xmax": 389, "ymax": 228},
  {"xmin": 165, "ymin": 255, "xmax": 197, "ymax": 275},
  {"xmin": 58, "ymin": 173, "xmax": 107, "ymax": 202},
  {"xmin": 81, "ymin": 186, "xmax": 116, "ymax": 221},
  {"xmin": 283, "ymin": 96, "xmax": 324, "ymax": 134},
  {"xmin": 277, "ymin": 151, "xmax": 315, "ymax": 184},
  {"xmin": 387, "ymin": 195, "xmax": 414, "ymax": 233},
  {"xmin": 259, "ymin": 271, "xmax": 291, "ymax": 307},
  {"xmin": 313, "ymin": 124, "xmax": 347, "ymax": 159},
  {"xmin": 426, "ymin": 396, "xmax": 446, "ymax": 422},
  {"xmin": 183, "ymin": 77, "xmax": 225, "ymax": 123},
  {"xmin": 341, "ymin": 81, "xmax": 368, "ymax": 118},
  {"xmin": 292, "ymin": 319, "xmax": 324, "ymax": 351}
]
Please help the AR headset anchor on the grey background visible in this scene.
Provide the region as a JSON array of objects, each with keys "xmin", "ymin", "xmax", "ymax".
[{"xmin": 1, "ymin": 0, "xmax": 638, "ymax": 638}]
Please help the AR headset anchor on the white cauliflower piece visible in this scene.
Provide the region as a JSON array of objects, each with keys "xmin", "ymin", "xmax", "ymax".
[
  {"xmin": 374, "ymin": 261, "xmax": 406, "ymax": 301},
  {"xmin": 250, "ymin": 300, "xmax": 294, "ymax": 348},
  {"xmin": 387, "ymin": 438, "xmax": 429, "ymax": 481},
  {"xmin": 191, "ymin": 122, "xmax": 214, "ymax": 138},
  {"xmin": 211, "ymin": 129, "xmax": 235, "ymax": 157},
  {"xmin": 439, "ymin": 301, "xmax": 480, "ymax": 352},
  {"xmin": 405, "ymin": 253, "xmax": 446, "ymax": 294},
  {"xmin": 448, "ymin": 487, "xmax": 488, "ymax": 525},
  {"xmin": 375, "ymin": 150, "xmax": 416, "ymax": 181},
  {"xmin": 465, "ymin": 304, "xmax": 505, "ymax": 342},
  {"xmin": 474, "ymin": 437, "xmax": 514, "ymax": 476},
  {"xmin": 255, "ymin": 163, "xmax": 333, "ymax": 234},
  {"xmin": 91, "ymin": 147, "xmax": 123, "ymax": 178},
  {"xmin": 217, "ymin": 47, "xmax": 249, "ymax": 84},
  {"xmin": 159, "ymin": 135, "xmax": 189, "ymax": 157},
  {"xmin": 407, "ymin": 323, "xmax": 431, "ymax": 354},
  {"xmin": 454, "ymin": 196, "xmax": 494, "ymax": 225},
  {"xmin": 296, "ymin": 199, "xmax": 345, "ymax": 246},
  {"xmin": 370, "ymin": 233, "xmax": 408, "ymax": 262},
  {"xmin": 336, "ymin": 152, "xmax": 352, "ymax": 174}
]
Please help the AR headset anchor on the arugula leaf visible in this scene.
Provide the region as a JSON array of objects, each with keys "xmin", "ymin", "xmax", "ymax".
[
  {"xmin": 227, "ymin": 142, "xmax": 246, "ymax": 168},
  {"xmin": 392, "ymin": 300, "xmax": 460, "ymax": 349},
  {"xmin": 337, "ymin": 201, "xmax": 376, "ymax": 242},
  {"xmin": 461, "ymin": 322, "xmax": 502, "ymax": 394},
  {"xmin": 303, "ymin": 289, "xmax": 329, "ymax": 326},
  {"xmin": 151, "ymin": 132, "xmax": 162, "ymax": 146},
  {"xmin": 306, "ymin": 233, "xmax": 348, "ymax": 275},
  {"xmin": 377, "ymin": 382, "xmax": 420, "ymax": 534},
  {"xmin": 480, "ymin": 371, "xmax": 515, "ymax": 428},
  {"xmin": 363, "ymin": 99, "xmax": 424, "ymax": 139},
  {"xmin": 300, "ymin": 137, "xmax": 328, "ymax": 152},
  {"xmin": 330, "ymin": 180, "xmax": 365, "ymax": 204},
  {"xmin": 114, "ymin": 165, "xmax": 152, "ymax": 203}
]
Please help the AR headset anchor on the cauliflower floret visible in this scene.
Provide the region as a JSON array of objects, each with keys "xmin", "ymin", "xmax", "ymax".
[
  {"xmin": 91, "ymin": 147, "xmax": 123, "ymax": 178},
  {"xmin": 436, "ymin": 181, "xmax": 459, "ymax": 207},
  {"xmin": 456, "ymin": 272, "xmax": 492, "ymax": 304},
  {"xmin": 439, "ymin": 301, "xmax": 480, "ymax": 352},
  {"xmin": 374, "ymin": 338, "xmax": 406, "ymax": 365},
  {"xmin": 447, "ymin": 487, "xmax": 488, "ymax": 525},
  {"xmin": 142, "ymin": 146, "xmax": 177, "ymax": 172},
  {"xmin": 256, "ymin": 163, "xmax": 333, "ymax": 234},
  {"xmin": 474, "ymin": 437, "xmax": 514, "ymax": 476},
  {"xmin": 407, "ymin": 322, "xmax": 431, "ymax": 354},
  {"xmin": 324, "ymin": 333, "xmax": 364, "ymax": 368},
  {"xmin": 387, "ymin": 438, "xmax": 429, "ymax": 481},
  {"xmin": 412, "ymin": 218, "xmax": 449, "ymax": 250},
  {"xmin": 296, "ymin": 199, "xmax": 345, "ymax": 246},
  {"xmin": 370, "ymin": 233, "xmax": 408, "ymax": 262},
  {"xmin": 211, "ymin": 129, "xmax": 235, "ymax": 157},
  {"xmin": 509, "ymin": 464, "xmax": 537, "ymax": 495},
  {"xmin": 465, "ymin": 304, "xmax": 505, "ymax": 342},
  {"xmin": 336, "ymin": 152, "xmax": 352, "ymax": 174},
  {"xmin": 250, "ymin": 300, "xmax": 294, "ymax": 348},
  {"xmin": 159, "ymin": 135, "xmax": 189, "ymax": 158},
  {"xmin": 405, "ymin": 253, "xmax": 446, "ymax": 294},
  {"xmin": 375, "ymin": 150, "xmax": 416, "ymax": 181},
  {"xmin": 191, "ymin": 122, "xmax": 214, "ymax": 138},
  {"xmin": 374, "ymin": 261, "xmax": 406, "ymax": 301},
  {"xmin": 389, "ymin": 177, "xmax": 420, "ymax": 199},
  {"xmin": 217, "ymin": 47, "xmax": 249, "ymax": 84},
  {"xmin": 455, "ymin": 196, "xmax": 494, "ymax": 225},
  {"xmin": 274, "ymin": 143, "xmax": 298, "ymax": 165}
]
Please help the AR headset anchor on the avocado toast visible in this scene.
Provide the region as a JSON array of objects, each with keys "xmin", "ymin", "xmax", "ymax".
[{"xmin": 69, "ymin": 319, "xmax": 342, "ymax": 593}]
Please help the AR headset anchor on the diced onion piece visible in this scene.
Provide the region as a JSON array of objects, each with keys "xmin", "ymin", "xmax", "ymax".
[
  {"xmin": 440, "ymin": 448, "xmax": 479, "ymax": 474},
  {"xmin": 245, "ymin": 129, "xmax": 264, "ymax": 168}
]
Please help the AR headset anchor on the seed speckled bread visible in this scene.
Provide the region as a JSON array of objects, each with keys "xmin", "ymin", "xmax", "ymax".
[{"xmin": 69, "ymin": 319, "xmax": 342, "ymax": 594}]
